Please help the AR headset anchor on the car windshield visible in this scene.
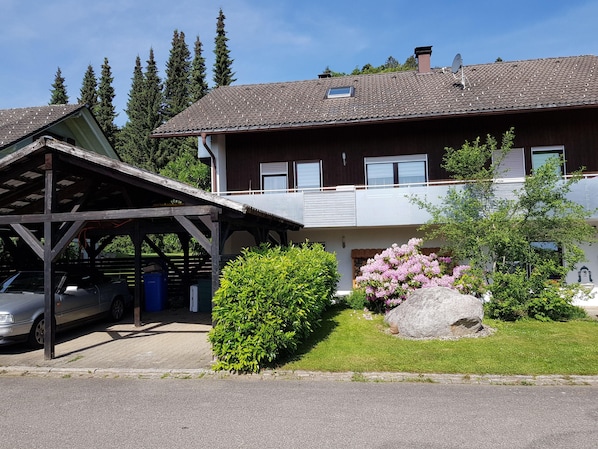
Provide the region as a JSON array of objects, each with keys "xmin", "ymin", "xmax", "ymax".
[{"xmin": 0, "ymin": 272, "xmax": 63, "ymax": 294}]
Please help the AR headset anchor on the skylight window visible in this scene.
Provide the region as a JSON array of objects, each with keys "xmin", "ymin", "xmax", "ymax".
[{"xmin": 326, "ymin": 86, "xmax": 354, "ymax": 99}]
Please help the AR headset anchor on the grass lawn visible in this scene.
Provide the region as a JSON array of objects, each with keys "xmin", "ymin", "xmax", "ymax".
[{"xmin": 279, "ymin": 305, "xmax": 598, "ymax": 376}]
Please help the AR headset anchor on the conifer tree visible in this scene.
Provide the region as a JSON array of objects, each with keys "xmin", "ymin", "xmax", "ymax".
[
  {"xmin": 116, "ymin": 56, "xmax": 146, "ymax": 166},
  {"xmin": 191, "ymin": 35, "xmax": 209, "ymax": 102},
  {"xmin": 213, "ymin": 8, "xmax": 236, "ymax": 87},
  {"xmin": 49, "ymin": 67, "xmax": 69, "ymax": 104},
  {"xmin": 96, "ymin": 57, "xmax": 118, "ymax": 146},
  {"xmin": 78, "ymin": 64, "xmax": 98, "ymax": 112},
  {"xmin": 162, "ymin": 30, "xmax": 197, "ymax": 165},
  {"xmin": 142, "ymin": 48, "xmax": 166, "ymax": 171},
  {"xmin": 163, "ymin": 30, "xmax": 191, "ymax": 120}
]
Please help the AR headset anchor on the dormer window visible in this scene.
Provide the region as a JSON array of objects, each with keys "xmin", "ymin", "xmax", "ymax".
[{"xmin": 326, "ymin": 86, "xmax": 354, "ymax": 99}]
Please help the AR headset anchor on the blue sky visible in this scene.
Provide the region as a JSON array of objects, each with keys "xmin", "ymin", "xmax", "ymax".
[{"xmin": 1, "ymin": 0, "xmax": 596, "ymax": 126}]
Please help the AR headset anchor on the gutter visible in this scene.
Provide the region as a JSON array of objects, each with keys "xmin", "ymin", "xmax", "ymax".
[{"xmin": 201, "ymin": 132, "xmax": 217, "ymax": 193}]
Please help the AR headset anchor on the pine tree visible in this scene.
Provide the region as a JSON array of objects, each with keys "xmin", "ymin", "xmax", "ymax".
[
  {"xmin": 213, "ymin": 8, "xmax": 236, "ymax": 87},
  {"xmin": 96, "ymin": 57, "xmax": 118, "ymax": 146},
  {"xmin": 191, "ymin": 35, "xmax": 209, "ymax": 102},
  {"xmin": 163, "ymin": 30, "xmax": 191, "ymax": 120},
  {"xmin": 78, "ymin": 64, "xmax": 98, "ymax": 112},
  {"xmin": 49, "ymin": 67, "xmax": 69, "ymax": 104}
]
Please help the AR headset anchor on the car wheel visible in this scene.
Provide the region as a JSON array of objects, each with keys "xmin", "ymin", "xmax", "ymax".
[
  {"xmin": 27, "ymin": 316, "xmax": 44, "ymax": 349},
  {"xmin": 110, "ymin": 297, "xmax": 125, "ymax": 321}
]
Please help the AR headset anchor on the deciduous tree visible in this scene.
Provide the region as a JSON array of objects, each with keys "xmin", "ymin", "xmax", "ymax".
[{"xmin": 411, "ymin": 129, "xmax": 596, "ymax": 320}]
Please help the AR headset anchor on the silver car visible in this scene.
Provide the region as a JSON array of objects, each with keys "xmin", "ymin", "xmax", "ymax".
[{"xmin": 0, "ymin": 271, "xmax": 132, "ymax": 348}]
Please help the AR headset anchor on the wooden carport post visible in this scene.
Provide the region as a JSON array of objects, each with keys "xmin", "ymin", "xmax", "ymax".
[
  {"xmin": 132, "ymin": 222, "xmax": 143, "ymax": 327},
  {"xmin": 210, "ymin": 208, "xmax": 221, "ymax": 324},
  {"xmin": 43, "ymin": 154, "xmax": 56, "ymax": 360}
]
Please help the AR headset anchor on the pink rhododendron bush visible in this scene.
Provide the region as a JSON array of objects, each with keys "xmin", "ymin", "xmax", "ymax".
[{"xmin": 355, "ymin": 238, "xmax": 481, "ymax": 312}]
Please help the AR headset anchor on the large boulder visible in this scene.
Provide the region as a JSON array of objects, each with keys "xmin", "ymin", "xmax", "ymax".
[{"xmin": 384, "ymin": 287, "xmax": 484, "ymax": 339}]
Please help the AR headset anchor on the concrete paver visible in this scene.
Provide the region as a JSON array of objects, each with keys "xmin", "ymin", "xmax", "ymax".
[{"xmin": 0, "ymin": 307, "xmax": 214, "ymax": 372}]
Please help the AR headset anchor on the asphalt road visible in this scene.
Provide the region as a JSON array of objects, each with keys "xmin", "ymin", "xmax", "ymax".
[{"xmin": 1, "ymin": 376, "xmax": 597, "ymax": 448}]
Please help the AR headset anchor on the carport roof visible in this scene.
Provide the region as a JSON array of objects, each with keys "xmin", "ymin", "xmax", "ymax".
[{"xmin": 0, "ymin": 136, "xmax": 302, "ymax": 234}]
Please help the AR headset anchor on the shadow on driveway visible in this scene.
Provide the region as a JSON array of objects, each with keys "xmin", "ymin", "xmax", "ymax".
[{"xmin": 0, "ymin": 307, "xmax": 214, "ymax": 371}]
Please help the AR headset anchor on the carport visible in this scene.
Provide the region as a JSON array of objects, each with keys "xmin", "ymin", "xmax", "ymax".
[{"xmin": 0, "ymin": 137, "xmax": 301, "ymax": 359}]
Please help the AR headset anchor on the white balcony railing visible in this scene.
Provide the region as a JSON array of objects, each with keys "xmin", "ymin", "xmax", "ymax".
[{"xmin": 217, "ymin": 176, "xmax": 598, "ymax": 228}]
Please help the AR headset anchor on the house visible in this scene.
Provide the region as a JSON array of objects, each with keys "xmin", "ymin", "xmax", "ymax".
[
  {"xmin": 153, "ymin": 46, "xmax": 598, "ymax": 295},
  {"xmin": 0, "ymin": 104, "xmax": 118, "ymax": 159}
]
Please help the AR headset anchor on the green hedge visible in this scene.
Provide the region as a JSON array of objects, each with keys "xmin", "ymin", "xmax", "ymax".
[{"xmin": 208, "ymin": 243, "xmax": 340, "ymax": 372}]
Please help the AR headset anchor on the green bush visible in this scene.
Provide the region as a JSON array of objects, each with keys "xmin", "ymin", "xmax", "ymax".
[
  {"xmin": 485, "ymin": 266, "xmax": 588, "ymax": 321},
  {"xmin": 485, "ymin": 270, "xmax": 530, "ymax": 321},
  {"xmin": 208, "ymin": 243, "xmax": 339, "ymax": 372},
  {"xmin": 343, "ymin": 288, "xmax": 367, "ymax": 310}
]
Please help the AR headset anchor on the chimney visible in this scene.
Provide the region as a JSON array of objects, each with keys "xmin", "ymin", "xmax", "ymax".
[{"xmin": 414, "ymin": 46, "xmax": 433, "ymax": 74}]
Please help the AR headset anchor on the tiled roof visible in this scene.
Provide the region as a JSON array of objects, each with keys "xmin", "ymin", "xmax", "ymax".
[
  {"xmin": 153, "ymin": 55, "xmax": 598, "ymax": 137},
  {"xmin": 0, "ymin": 104, "xmax": 85, "ymax": 150}
]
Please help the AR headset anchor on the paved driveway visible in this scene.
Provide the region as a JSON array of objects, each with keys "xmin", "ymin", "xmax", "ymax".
[{"xmin": 0, "ymin": 308, "xmax": 214, "ymax": 371}]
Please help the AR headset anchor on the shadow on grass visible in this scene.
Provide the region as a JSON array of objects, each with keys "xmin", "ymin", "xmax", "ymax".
[{"xmin": 267, "ymin": 303, "xmax": 346, "ymax": 368}]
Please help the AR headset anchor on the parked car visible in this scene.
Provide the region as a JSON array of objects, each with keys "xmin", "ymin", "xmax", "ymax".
[{"xmin": 0, "ymin": 270, "xmax": 132, "ymax": 348}]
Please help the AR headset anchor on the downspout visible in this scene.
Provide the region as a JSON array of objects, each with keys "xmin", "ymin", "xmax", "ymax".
[{"xmin": 201, "ymin": 132, "xmax": 217, "ymax": 193}]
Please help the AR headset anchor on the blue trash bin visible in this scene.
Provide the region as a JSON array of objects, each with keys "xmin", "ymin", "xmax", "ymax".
[{"xmin": 144, "ymin": 272, "xmax": 167, "ymax": 312}]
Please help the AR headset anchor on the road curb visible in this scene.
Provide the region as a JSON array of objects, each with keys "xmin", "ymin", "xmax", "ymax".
[{"xmin": 2, "ymin": 365, "xmax": 597, "ymax": 386}]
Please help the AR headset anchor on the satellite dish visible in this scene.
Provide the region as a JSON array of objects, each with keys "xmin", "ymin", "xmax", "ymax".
[
  {"xmin": 451, "ymin": 53, "xmax": 463, "ymax": 74},
  {"xmin": 450, "ymin": 53, "xmax": 468, "ymax": 88}
]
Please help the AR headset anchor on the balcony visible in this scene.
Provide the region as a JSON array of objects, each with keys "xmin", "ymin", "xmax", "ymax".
[{"xmin": 218, "ymin": 176, "xmax": 598, "ymax": 228}]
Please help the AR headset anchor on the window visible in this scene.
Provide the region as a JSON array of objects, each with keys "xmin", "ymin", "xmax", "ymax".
[
  {"xmin": 493, "ymin": 148, "xmax": 525, "ymax": 180},
  {"xmin": 260, "ymin": 162, "xmax": 288, "ymax": 193},
  {"xmin": 531, "ymin": 146, "xmax": 565, "ymax": 175},
  {"xmin": 326, "ymin": 86, "xmax": 354, "ymax": 99},
  {"xmin": 364, "ymin": 155, "xmax": 427, "ymax": 187},
  {"xmin": 295, "ymin": 161, "xmax": 322, "ymax": 191}
]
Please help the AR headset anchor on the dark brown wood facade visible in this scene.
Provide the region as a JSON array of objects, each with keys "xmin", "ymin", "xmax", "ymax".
[{"xmin": 224, "ymin": 107, "xmax": 598, "ymax": 191}]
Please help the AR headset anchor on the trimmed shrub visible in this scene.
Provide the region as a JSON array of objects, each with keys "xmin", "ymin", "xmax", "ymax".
[{"xmin": 208, "ymin": 243, "xmax": 339, "ymax": 372}]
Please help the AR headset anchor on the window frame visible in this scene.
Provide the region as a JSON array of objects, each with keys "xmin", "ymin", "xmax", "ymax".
[
  {"xmin": 326, "ymin": 86, "xmax": 354, "ymax": 99},
  {"xmin": 364, "ymin": 154, "xmax": 428, "ymax": 187},
  {"xmin": 260, "ymin": 162, "xmax": 288, "ymax": 193},
  {"xmin": 294, "ymin": 160, "xmax": 322, "ymax": 191},
  {"xmin": 531, "ymin": 145, "xmax": 566, "ymax": 175},
  {"xmin": 492, "ymin": 147, "xmax": 525, "ymax": 180}
]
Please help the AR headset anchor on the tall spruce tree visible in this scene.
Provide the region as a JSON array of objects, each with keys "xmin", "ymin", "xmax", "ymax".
[
  {"xmin": 213, "ymin": 8, "xmax": 236, "ymax": 87},
  {"xmin": 162, "ymin": 30, "xmax": 196, "ymax": 164},
  {"xmin": 142, "ymin": 48, "xmax": 166, "ymax": 172},
  {"xmin": 49, "ymin": 67, "xmax": 69, "ymax": 104},
  {"xmin": 96, "ymin": 57, "xmax": 118, "ymax": 146},
  {"xmin": 116, "ymin": 55, "xmax": 146, "ymax": 166},
  {"xmin": 191, "ymin": 35, "xmax": 209, "ymax": 102},
  {"xmin": 78, "ymin": 64, "xmax": 98, "ymax": 112},
  {"xmin": 163, "ymin": 30, "xmax": 191, "ymax": 119}
]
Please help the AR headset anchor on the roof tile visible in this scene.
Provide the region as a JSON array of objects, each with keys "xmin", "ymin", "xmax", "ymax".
[
  {"xmin": 153, "ymin": 55, "xmax": 598, "ymax": 136},
  {"xmin": 0, "ymin": 104, "xmax": 84, "ymax": 149}
]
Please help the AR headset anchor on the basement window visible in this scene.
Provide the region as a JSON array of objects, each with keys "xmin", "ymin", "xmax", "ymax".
[{"xmin": 326, "ymin": 86, "xmax": 354, "ymax": 99}]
